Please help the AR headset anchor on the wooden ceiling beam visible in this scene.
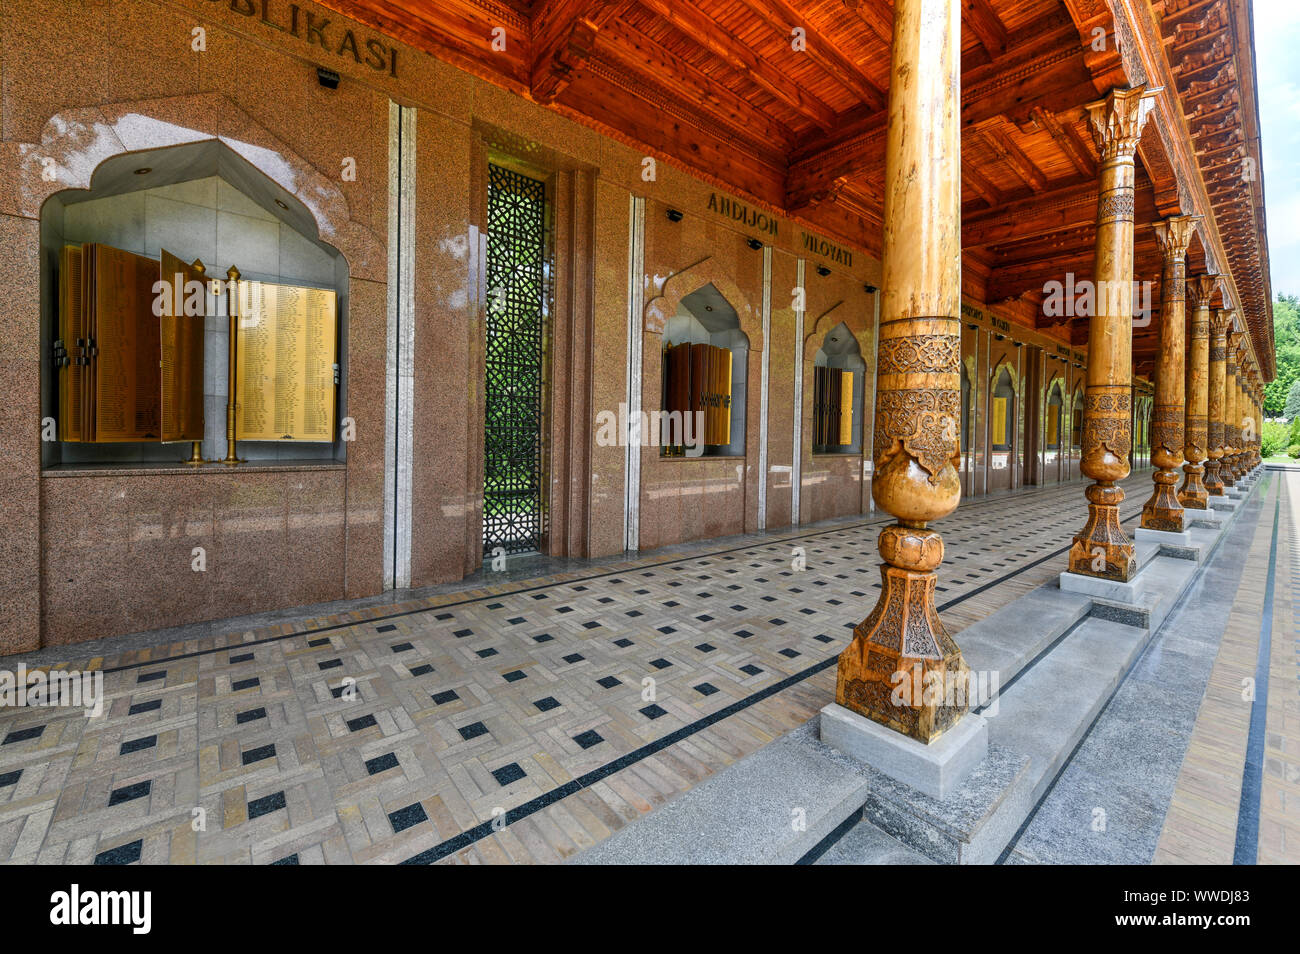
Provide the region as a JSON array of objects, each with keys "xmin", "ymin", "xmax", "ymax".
[
  {"xmin": 1029, "ymin": 106, "xmax": 1097, "ymax": 179},
  {"xmin": 963, "ymin": 0, "xmax": 1008, "ymax": 56},
  {"xmin": 737, "ymin": 0, "xmax": 887, "ymax": 110},
  {"xmin": 530, "ymin": 0, "xmax": 631, "ymax": 104},
  {"xmin": 593, "ymin": 20, "xmax": 797, "ymax": 150},
  {"xmin": 635, "ymin": 0, "xmax": 837, "ymax": 130}
]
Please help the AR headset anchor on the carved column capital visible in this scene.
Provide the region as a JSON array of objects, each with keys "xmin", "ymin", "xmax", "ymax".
[
  {"xmin": 1187, "ymin": 274, "xmax": 1220, "ymax": 309},
  {"xmin": 1210, "ymin": 308, "xmax": 1234, "ymax": 340},
  {"xmin": 1086, "ymin": 86, "xmax": 1162, "ymax": 163},
  {"xmin": 1152, "ymin": 215, "xmax": 1199, "ymax": 262}
]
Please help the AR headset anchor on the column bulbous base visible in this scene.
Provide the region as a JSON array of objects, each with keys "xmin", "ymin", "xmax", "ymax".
[
  {"xmin": 1068, "ymin": 482, "xmax": 1136, "ymax": 580},
  {"xmin": 1205, "ymin": 459, "xmax": 1225, "ymax": 495},
  {"xmin": 1140, "ymin": 468, "xmax": 1185, "ymax": 532},
  {"xmin": 1178, "ymin": 462, "xmax": 1209, "ymax": 509},
  {"xmin": 835, "ymin": 525, "xmax": 969, "ymax": 745}
]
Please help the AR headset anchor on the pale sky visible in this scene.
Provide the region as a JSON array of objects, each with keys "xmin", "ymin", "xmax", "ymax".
[{"xmin": 1256, "ymin": 0, "xmax": 1300, "ymax": 297}]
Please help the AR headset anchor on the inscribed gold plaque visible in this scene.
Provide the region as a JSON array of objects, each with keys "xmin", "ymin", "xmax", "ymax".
[
  {"xmin": 235, "ymin": 281, "xmax": 338, "ymax": 442},
  {"xmin": 992, "ymin": 396, "xmax": 1008, "ymax": 447}
]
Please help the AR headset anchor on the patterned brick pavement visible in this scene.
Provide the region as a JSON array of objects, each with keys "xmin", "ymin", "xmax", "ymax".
[{"xmin": 0, "ymin": 473, "xmax": 1155, "ymax": 865}]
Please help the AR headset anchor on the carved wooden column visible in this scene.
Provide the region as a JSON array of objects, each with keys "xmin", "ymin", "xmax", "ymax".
[
  {"xmin": 1205, "ymin": 308, "xmax": 1231, "ymax": 495},
  {"xmin": 1232, "ymin": 350, "xmax": 1247, "ymax": 478},
  {"xmin": 1179, "ymin": 275, "xmax": 1215, "ymax": 509},
  {"xmin": 1141, "ymin": 217, "xmax": 1196, "ymax": 532},
  {"xmin": 1067, "ymin": 86, "xmax": 1158, "ymax": 580},
  {"xmin": 1223, "ymin": 331, "xmax": 1239, "ymax": 487},
  {"xmin": 835, "ymin": 0, "xmax": 967, "ymax": 744}
]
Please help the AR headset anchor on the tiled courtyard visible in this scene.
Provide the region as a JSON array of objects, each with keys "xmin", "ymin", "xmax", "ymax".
[{"xmin": 0, "ymin": 468, "xmax": 1292, "ymax": 865}]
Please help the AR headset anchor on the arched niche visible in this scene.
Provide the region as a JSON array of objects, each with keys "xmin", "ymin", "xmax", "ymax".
[
  {"xmin": 960, "ymin": 363, "xmax": 973, "ymax": 454},
  {"xmin": 1071, "ymin": 382, "xmax": 1085, "ymax": 450},
  {"xmin": 989, "ymin": 362, "xmax": 1017, "ymax": 452},
  {"xmin": 1045, "ymin": 378, "xmax": 1064, "ymax": 451},
  {"xmin": 39, "ymin": 138, "xmax": 349, "ymax": 467},
  {"xmin": 811, "ymin": 320, "xmax": 865, "ymax": 455},
  {"xmin": 660, "ymin": 282, "xmax": 749, "ymax": 457}
]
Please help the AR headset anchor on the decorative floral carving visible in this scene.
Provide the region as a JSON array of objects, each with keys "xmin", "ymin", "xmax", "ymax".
[{"xmin": 876, "ymin": 334, "xmax": 960, "ymax": 376}]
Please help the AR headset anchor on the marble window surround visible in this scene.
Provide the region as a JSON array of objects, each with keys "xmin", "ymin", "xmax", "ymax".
[
  {"xmin": 42, "ymin": 156, "xmax": 349, "ymax": 468},
  {"xmin": 2, "ymin": 86, "xmax": 387, "ymax": 655}
]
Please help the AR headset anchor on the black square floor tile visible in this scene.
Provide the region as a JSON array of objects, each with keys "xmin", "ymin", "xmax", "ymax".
[
  {"xmin": 108, "ymin": 781, "xmax": 151, "ymax": 806},
  {"xmin": 458, "ymin": 721, "xmax": 489, "ymax": 741},
  {"xmin": 613, "ymin": 638, "xmax": 634, "ymax": 648},
  {"xmin": 639, "ymin": 704, "xmax": 668, "ymax": 720},
  {"xmin": 734, "ymin": 630, "xmax": 753, "ymax": 639},
  {"xmin": 502, "ymin": 669, "xmax": 527, "ymax": 683},
  {"xmin": 346, "ymin": 714, "xmax": 378, "ymax": 732},
  {"xmin": 232, "ymin": 678, "xmax": 260, "ymax": 692},
  {"xmin": 432, "ymin": 690, "xmax": 460, "ymax": 705},
  {"xmin": 128, "ymin": 700, "xmax": 162, "ymax": 715},
  {"xmin": 391, "ymin": 642, "xmax": 414, "ymax": 653},
  {"xmin": 740, "ymin": 664, "xmax": 764, "ymax": 676},
  {"xmin": 248, "ymin": 790, "xmax": 287, "ymax": 819},
  {"xmin": 779, "ymin": 648, "xmax": 801, "ymax": 659},
  {"xmin": 3, "ymin": 725, "xmax": 44, "ymax": 745},
  {"xmin": 94, "ymin": 840, "xmax": 142, "ymax": 865},
  {"xmin": 388, "ymin": 802, "xmax": 428, "ymax": 833},
  {"xmin": 563, "ymin": 653, "xmax": 585, "ymax": 664},
  {"xmin": 229, "ymin": 652, "xmax": 254, "ymax": 664},
  {"xmin": 492, "ymin": 763, "xmax": 527, "ymax": 786},
  {"xmin": 318, "ymin": 658, "xmax": 343, "ymax": 671},
  {"xmin": 366, "ymin": 753, "xmax": 399, "ymax": 775},
  {"xmin": 120, "ymin": 735, "xmax": 157, "ymax": 756},
  {"xmin": 377, "ymin": 624, "xmax": 397, "ymax": 633},
  {"xmin": 572, "ymin": 730, "xmax": 604, "ymax": 750},
  {"xmin": 694, "ymin": 683, "xmax": 719, "ymax": 696},
  {"xmin": 0, "ymin": 770, "xmax": 21, "ymax": 786},
  {"xmin": 242, "ymin": 744, "xmax": 276, "ymax": 765},
  {"xmin": 695, "ymin": 643, "xmax": 716, "ymax": 653},
  {"xmin": 649, "ymin": 658, "xmax": 672, "ymax": 669},
  {"xmin": 597, "ymin": 676, "xmax": 621, "ymax": 689},
  {"xmin": 476, "ymin": 648, "xmax": 499, "ymax": 659},
  {"xmin": 533, "ymin": 633, "xmax": 554, "ymax": 643},
  {"xmin": 409, "ymin": 664, "xmax": 434, "ymax": 677},
  {"xmin": 534, "ymin": 696, "xmax": 561, "ymax": 712}
]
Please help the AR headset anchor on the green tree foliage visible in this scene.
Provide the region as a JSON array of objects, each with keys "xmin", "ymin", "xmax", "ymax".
[
  {"xmin": 1264, "ymin": 294, "xmax": 1300, "ymax": 417},
  {"xmin": 1262, "ymin": 419, "xmax": 1288, "ymax": 457},
  {"xmin": 1287, "ymin": 378, "xmax": 1300, "ymax": 421}
]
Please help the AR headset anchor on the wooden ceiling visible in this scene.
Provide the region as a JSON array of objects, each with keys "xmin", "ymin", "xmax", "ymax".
[{"xmin": 318, "ymin": 0, "xmax": 1274, "ymax": 379}]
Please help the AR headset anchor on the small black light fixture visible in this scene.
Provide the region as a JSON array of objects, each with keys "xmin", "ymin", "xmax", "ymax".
[
  {"xmin": 274, "ymin": 199, "xmax": 289, "ymax": 210},
  {"xmin": 966, "ymin": 323, "xmax": 978, "ymax": 330},
  {"xmin": 317, "ymin": 66, "xmax": 341, "ymax": 90},
  {"xmin": 1013, "ymin": 341, "xmax": 1023, "ymax": 348},
  {"xmin": 747, "ymin": 237, "xmax": 763, "ymax": 250},
  {"xmin": 666, "ymin": 208, "xmax": 684, "ymax": 223},
  {"xmin": 994, "ymin": 333, "xmax": 1005, "ymax": 341},
  {"xmin": 816, "ymin": 265, "xmax": 831, "ymax": 277},
  {"xmin": 133, "ymin": 167, "xmax": 152, "ymax": 176},
  {"xmin": 864, "ymin": 284, "xmax": 877, "ymax": 294}
]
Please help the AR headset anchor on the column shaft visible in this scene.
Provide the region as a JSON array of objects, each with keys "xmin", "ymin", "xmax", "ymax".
[
  {"xmin": 1179, "ymin": 276, "xmax": 1215, "ymax": 508},
  {"xmin": 1141, "ymin": 218, "xmax": 1196, "ymax": 531},
  {"xmin": 1067, "ymin": 86, "xmax": 1158, "ymax": 580},
  {"xmin": 1205, "ymin": 310, "xmax": 1230, "ymax": 494},
  {"xmin": 835, "ymin": 0, "xmax": 968, "ymax": 744}
]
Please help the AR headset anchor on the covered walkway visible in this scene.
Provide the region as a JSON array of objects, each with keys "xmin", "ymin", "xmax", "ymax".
[{"xmin": 0, "ymin": 472, "xmax": 1139, "ymax": 864}]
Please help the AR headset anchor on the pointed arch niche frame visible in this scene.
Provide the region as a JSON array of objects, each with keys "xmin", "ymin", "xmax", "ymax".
[{"xmin": 18, "ymin": 94, "xmax": 385, "ymax": 470}]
